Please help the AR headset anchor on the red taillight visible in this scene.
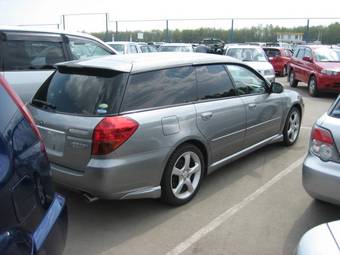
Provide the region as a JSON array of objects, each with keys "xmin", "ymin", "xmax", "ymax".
[
  {"xmin": 0, "ymin": 76, "xmax": 45, "ymax": 151},
  {"xmin": 311, "ymin": 126, "xmax": 334, "ymax": 144},
  {"xmin": 91, "ymin": 116, "xmax": 139, "ymax": 155}
]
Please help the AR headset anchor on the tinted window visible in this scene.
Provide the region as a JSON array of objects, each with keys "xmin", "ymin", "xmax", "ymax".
[
  {"xmin": 296, "ymin": 48, "xmax": 305, "ymax": 59},
  {"xmin": 263, "ymin": 48, "xmax": 281, "ymax": 57},
  {"xmin": 3, "ymin": 40, "xmax": 66, "ymax": 71},
  {"xmin": 196, "ymin": 65, "xmax": 235, "ymax": 100},
  {"xmin": 68, "ymin": 37, "xmax": 112, "ymax": 60},
  {"xmin": 122, "ymin": 66, "xmax": 196, "ymax": 111},
  {"xmin": 227, "ymin": 65, "xmax": 267, "ymax": 95},
  {"xmin": 33, "ymin": 69, "xmax": 128, "ymax": 115}
]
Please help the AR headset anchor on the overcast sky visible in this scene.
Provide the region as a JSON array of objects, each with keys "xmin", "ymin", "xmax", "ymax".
[{"xmin": 0, "ymin": 0, "xmax": 340, "ymax": 32}]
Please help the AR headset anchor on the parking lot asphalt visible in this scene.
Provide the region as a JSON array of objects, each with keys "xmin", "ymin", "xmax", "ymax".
[{"xmin": 59, "ymin": 78, "xmax": 338, "ymax": 255}]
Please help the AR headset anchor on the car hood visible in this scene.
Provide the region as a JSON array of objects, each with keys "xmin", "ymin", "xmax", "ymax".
[
  {"xmin": 244, "ymin": 61, "xmax": 274, "ymax": 72},
  {"xmin": 297, "ymin": 222, "xmax": 340, "ymax": 255},
  {"xmin": 316, "ymin": 62, "xmax": 340, "ymax": 71}
]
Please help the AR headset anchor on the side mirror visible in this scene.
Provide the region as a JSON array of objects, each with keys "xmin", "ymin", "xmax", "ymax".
[
  {"xmin": 271, "ymin": 82, "xmax": 284, "ymax": 94},
  {"xmin": 302, "ymin": 56, "xmax": 313, "ymax": 63}
]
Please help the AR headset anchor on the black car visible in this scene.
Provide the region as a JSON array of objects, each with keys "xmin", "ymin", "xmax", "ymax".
[
  {"xmin": 0, "ymin": 75, "xmax": 67, "ymax": 255},
  {"xmin": 200, "ymin": 38, "xmax": 225, "ymax": 54}
]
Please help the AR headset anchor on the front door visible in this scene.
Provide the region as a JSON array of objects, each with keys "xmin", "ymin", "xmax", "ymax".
[{"xmin": 227, "ymin": 64, "xmax": 284, "ymax": 148}]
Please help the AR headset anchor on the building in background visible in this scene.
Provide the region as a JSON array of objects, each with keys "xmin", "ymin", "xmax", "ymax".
[{"xmin": 277, "ymin": 32, "xmax": 304, "ymax": 43}]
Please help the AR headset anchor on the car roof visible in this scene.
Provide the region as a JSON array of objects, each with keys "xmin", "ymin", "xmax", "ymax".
[
  {"xmin": 227, "ymin": 45, "xmax": 262, "ymax": 49},
  {"xmin": 263, "ymin": 46, "xmax": 285, "ymax": 50},
  {"xmin": 106, "ymin": 41, "xmax": 137, "ymax": 45},
  {"xmin": 0, "ymin": 25, "xmax": 101, "ymax": 41},
  {"xmin": 160, "ymin": 43, "xmax": 192, "ymax": 47},
  {"xmin": 57, "ymin": 52, "xmax": 240, "ymax": 74}
]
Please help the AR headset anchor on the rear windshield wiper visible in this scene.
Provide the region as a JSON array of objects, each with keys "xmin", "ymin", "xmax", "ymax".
[{"xmin": 32, "ymin": 99, "xmax": 56, "ymax": 110}]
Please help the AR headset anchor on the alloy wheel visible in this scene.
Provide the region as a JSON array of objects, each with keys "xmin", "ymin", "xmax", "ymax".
[{"xmin": 287, "ymin": 111, "xmax": 300, "ymax": 143}]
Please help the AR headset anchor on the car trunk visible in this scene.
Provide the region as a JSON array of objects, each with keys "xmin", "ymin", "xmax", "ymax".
[{"xmin": 28, "ymin": 66, "xmax": 128, "ymax": 172}]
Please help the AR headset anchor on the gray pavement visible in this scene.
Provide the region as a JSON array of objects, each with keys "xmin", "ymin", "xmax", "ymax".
[{"xmin": 60, "ymin": 78, "xmax": 338, "ymax": 255}]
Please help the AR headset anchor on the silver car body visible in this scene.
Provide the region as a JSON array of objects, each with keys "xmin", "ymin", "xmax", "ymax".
[
  {"xmin": 297, "ymin": 220, "xmax": 340, "ymax": 255},
  {"xmin": 29, "ymin": 53, "xmax": 303, "ymax": 200},
  {"xmin": 0, "ymin": 26, "xmax": 116, "ymax": 103},
  {"xmin": 158, "ymin": 43, "xmax": 194, "ymax": 52},
  {"xmin": 106, "ymin": 41, "xmax": 143, "ymax": 54},
  {"xmin": 225, "ymin": 45, "xmax": 275, "ymax": 82},
  {"xmin": 303, "ymin": 96, "xmax": 340, "ymax": 204}
]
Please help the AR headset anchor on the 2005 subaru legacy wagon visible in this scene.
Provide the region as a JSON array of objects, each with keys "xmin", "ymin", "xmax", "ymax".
[{"xmin": 28, "ymin": 53, "xmax": 304, "ymax": 205}]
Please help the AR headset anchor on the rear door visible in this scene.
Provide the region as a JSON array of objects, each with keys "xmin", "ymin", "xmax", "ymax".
[
  {"xmin": 1, "ymin": 31, "xmax": 68, "ymax": 103},
  {"xmin": 194, "ymin": 64, "xmax": 246, "ymax": 163},
  {"xmin": 29, "ymin": 68, "xmax": 128, "ymax": 172},
  {"xmin": 227, "ymin": 64, "xmax": 284, "ymax": 147}
]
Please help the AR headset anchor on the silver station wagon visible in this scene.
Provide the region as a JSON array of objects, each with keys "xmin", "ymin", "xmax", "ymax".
[{"xmin": 29, "ymin": 53, "xmax": 304, "ymax": 205}]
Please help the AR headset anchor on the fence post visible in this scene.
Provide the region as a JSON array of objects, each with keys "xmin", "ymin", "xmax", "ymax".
[
  {"xmin": 305, "ymin": 19, "xmax": 310, "ymax": 43},
  {"xmin": 62, "ymin": 15, "xmax": 66, "ymax": 30},
  {"xmin": 166, "ymin": 19, "xmax": 169, "ymax": 43},
  {"xmin": 105, "ymin": 13, "xmax": 109, "ymax": 41},
  {"xmin": 229, "ymin": 19, "xmax": 234, "ymax": 43},
  {"xmin": 115, "ymin": 21, "xmax": 119, "ymax": 41}
]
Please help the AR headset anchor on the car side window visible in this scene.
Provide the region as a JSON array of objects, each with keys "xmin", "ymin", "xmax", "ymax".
[
  {"xmin": 227, "ymin": 64, "xmax": 267, "ymax": 95},
  {"xmin": 122, "ymin": 66, "xmax": 196, "ymax": 112},
  {"xmin": 296, "ymin": 48, "xmax": 305, "ymax": 59},
  {"xmin": 3, "ymin": 40, "xmax": 66, "ymax": 71},
  {"xmin": 304, "ymin": 48, "xmax": 313, "ymax": 59},
  {"xmin": 68, "ymin": 36, "xmax": 112, "ymax": 60},
  {"xmin": 196, "ymin": 65, "xmax": 236, "ymax": 100},
  {"xmin": 128, "ymin": 45, "xmax": 138, "ymax": 54}
]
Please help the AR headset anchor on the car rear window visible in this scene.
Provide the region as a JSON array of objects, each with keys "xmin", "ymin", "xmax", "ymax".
[
  {"xmin": 263, "ymin": 48, "xmax": 281, "ymax": 57},
  {"xmin": 32, "ymin": 68, "xmax": 128, "ymax": 116},
  {"xmin": 330, "ymin": 98, "xmax": 340, "ymax": 118}
]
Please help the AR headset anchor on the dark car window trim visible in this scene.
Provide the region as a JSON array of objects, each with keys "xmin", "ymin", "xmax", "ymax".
[
  {"xmin": 225, "ymin": 63, "xmax": 270, "ymax": 96},
  {"xmin": 328, "ymin": 96, "xmax": 340, "ymax": 116},
  {"xmin": 2, "ymin": 32, "xmax": 63, "ymax": 42}
]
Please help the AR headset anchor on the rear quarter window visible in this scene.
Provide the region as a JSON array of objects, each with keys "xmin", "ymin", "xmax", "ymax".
[
  {"xmin": 121, "ymin": 66, "xmax": 197, "ymax": 112},
  {"xmin": 32, "ymin": 69, "xmax": 128, "ymax": 116}
]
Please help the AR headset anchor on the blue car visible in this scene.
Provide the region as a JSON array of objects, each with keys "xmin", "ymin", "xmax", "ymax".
[{"xmin": 0, "ymin": 75, "xmax": 67, "ymax": 255}]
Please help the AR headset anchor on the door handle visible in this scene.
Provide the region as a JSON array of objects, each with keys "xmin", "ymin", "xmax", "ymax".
[
  {"xmin": 201, "ymin": 112, "xmax": 213, "ymax": 120},
  {"xmin": 248, "ymin": 103, "xmax": 257, "ymax": 109}
]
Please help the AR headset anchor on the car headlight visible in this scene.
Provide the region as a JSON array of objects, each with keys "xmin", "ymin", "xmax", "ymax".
[
  {"xmin": 321, "ymin": 69, "xmax": 339, "ymax": 75},
  {"xmin": 264, "ymin": 69, "xmax": 275, "ymax": 76}
]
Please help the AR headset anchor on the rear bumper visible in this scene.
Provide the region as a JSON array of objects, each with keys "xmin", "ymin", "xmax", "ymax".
[
  {"xmin": 302, "ymin": 153, "xmax": 340, "ymax": 205},
  {"xmin": 51, "ymin": 147, "xmax": 170, "ymax": 199},
  {"xmin": 33, "ymin": 193, "xmax": 67, "ymax": 255}
]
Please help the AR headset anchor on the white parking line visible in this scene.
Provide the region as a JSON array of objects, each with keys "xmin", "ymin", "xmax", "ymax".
[{"xmin": 166, "ymin": 156, "xmax": 306, "ymax": 255}]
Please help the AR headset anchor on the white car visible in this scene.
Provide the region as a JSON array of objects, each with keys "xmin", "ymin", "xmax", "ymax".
[
  {"xmin": 225, "ymin": 45, "xmax": 275, "ymax": 82},
  {"xmin": 158, "ymin": 43, "xmax": 194, "ymax": 52}
]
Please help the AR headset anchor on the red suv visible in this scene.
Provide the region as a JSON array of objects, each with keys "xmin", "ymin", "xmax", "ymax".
[
  {"xmin": 288, "ymin": 45, "xmax": 340, "ymax": 96},
  {"xmin": 263, "ymin": 47, "xmax": 292, "ymax": 77}
]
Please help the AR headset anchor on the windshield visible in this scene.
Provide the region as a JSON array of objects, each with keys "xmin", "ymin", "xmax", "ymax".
[
  {"xmin": 226, "ymin": 48, "xmax": 268, "ymax": 62},
  {"xmin": 108, "ymin": 44, "xmax": 125, "ymax": 54},
  {"xmin": 159, "ymin": 46, "xmax": 192, "ymax": 52},
  {"xmin": 314, "ymin": 48, "xmax": 340, "ymax": 62}
]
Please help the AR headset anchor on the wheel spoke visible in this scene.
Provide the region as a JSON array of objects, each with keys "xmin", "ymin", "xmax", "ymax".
[
  {"xmin": 185, "ymin": 179, "xmax": 194, "ymax": 193},
  {"xmin": 188, "ymin": 163, "xmax": 200, "ymax": 176},
  {"xmin": 172, "ymin": 167, "xmax": 182, "ymax": 176},
  {"xmin": 184, "ymin": 153, "xmax": 191, "ymax": 170},
  {"xmin": 174, "ymin": 178, "xmax": 185, "ymax": 195}
]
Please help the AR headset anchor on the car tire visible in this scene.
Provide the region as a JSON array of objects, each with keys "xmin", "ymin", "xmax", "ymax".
[
  {"xmin": 308, "ymin": 76, "xmax": 319, "ymax": 97},
  {"xmin": 283, "ymin": 107, "xmax": 301, "ymax": 146},
  {"xmin": 161, "ymin": 144, "xmax": 205, "ymax": 206},
  {"xmin": 288, "ymin": 70, "xmax": 298, "ymax": 87}
]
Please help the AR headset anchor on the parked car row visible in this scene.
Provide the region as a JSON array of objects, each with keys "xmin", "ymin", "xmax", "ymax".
[{"xmin": 1, "ymin": 26, "xmax": 339, "ymax": 255}]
